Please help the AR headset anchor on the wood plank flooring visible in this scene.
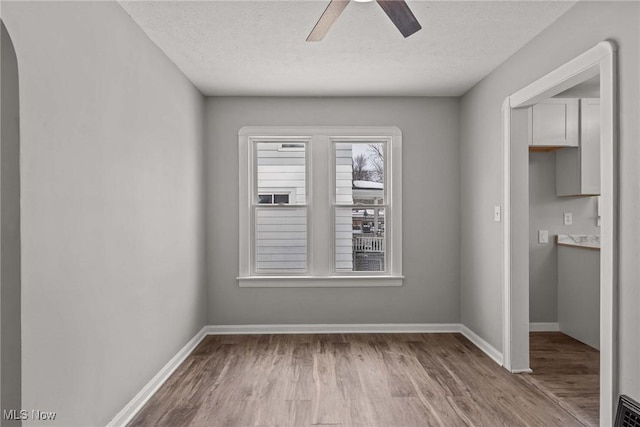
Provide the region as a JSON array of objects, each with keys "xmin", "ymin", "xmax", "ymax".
[
  {"xmin": 524, "ymin": 332, "xmax": 599, "ymax": 426},
  {"xmin": 128, "ymin": 333, "xmax": 594, "ymax": 427}
]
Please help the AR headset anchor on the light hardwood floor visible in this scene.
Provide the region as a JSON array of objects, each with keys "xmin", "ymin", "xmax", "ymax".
[
  {"xmin": 525, "ymin": 332, "xmax": 599, "ymax": 426},
  {"xmin": 128, "ymin": 333, "xmax": 597, "ymax": 426}
]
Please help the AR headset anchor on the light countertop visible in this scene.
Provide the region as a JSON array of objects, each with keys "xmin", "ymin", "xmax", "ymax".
[{"xmin": 557, "ymin": 234, "xmax": 600, "ymax": 250}]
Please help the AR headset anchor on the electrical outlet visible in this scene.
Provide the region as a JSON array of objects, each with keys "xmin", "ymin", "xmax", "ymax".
[
  {"xmin": 539, "ymin": 230, "xmax": 549, "ymax": 244},
  {"xmin": 563, "ymin": 212, "xmax": 573, "ymax": 225}
]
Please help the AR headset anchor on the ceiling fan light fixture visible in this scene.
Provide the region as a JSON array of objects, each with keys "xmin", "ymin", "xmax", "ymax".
[
  {"xmin": 307, "ymin": 0, "xmax": 421, "ymax": 41},
  {"xmin": 352, "ymin": 0, "xmax": 375, "ymax": 3}
]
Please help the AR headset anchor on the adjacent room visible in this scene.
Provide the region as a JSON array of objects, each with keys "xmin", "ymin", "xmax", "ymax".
[{"xmin": 1, "ymin": 1, "xmax": 639, "ymax": 426}]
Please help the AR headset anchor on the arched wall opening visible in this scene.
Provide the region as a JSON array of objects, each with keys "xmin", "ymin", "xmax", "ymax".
[{"xmin": 1, "ymin": 19, "xmax": 22, "ymax": 423}]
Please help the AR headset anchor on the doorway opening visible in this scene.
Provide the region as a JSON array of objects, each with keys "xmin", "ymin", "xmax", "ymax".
[
  {"xmin": 501, "ymin": 41, "xmax": 617, "ymax": 424},
  {"xmin": 526, "ymin": 77, "xmax": 601, "ymax": 424}
]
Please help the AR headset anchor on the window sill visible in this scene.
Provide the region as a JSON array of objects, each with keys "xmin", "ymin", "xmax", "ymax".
[{"xmin": 237, "ymin": 275, "xmax": 404, "ymax": 288}]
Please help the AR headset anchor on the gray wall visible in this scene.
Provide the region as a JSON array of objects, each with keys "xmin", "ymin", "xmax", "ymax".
[
  {"xmin": 2, "ymin": 2, "xmax": 207, "ymax": 426},
  {"xmin": 206, "ymin": 97, "xmax": 460, "ymax": 325},
  {"xmin": 460, "ymin": 0, "xmax": 640, "ymax": 401},
  {"xmin": 529, "ymin": 152, "xmax": 599, "ymax": 323},
  {"xmin": 1, "ymin": 20, "xmax": 22, "ymax": 426}
]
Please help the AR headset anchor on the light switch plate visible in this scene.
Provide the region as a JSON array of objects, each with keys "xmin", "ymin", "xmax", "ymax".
[
  {"xmin": 539, "ymin": 230, "xmax": 549, "ymax": 244},
  {"xmin": 563, "ymin": 212, "xmax": 573, "ymax": 225},
  {"xmin": 494, "ymin": 206, "xmax": 501, "ymax": 222}
]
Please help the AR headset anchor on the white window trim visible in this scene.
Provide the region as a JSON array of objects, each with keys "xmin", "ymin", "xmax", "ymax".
[{"xmin": 238, "ymin": 126, "xmax": 403, "ymax": 288}]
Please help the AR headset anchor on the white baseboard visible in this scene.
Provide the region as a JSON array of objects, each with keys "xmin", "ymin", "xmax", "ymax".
[
  {"xmin": 460, "ymin": 325, "xmax": 504, "ymax": 366},
  {"xmin": 204, "ymin": 323, "xmax": 462, "ymax": 335},
  {"xmin": 106, "ymin": 326, "xmax": 208, "ymax": 427},
  {"xmin": 529, "ymin": 322, "xmax": 560, "ymax": 332},
  {"xmin": 511, "ymin": 368, "xmax": 534, "ymax": 374}
]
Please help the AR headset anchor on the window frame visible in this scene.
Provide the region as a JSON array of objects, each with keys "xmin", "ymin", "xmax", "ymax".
[{"xmin": 238, "ymin": 126, "xmax": 403, "ymax": 288}]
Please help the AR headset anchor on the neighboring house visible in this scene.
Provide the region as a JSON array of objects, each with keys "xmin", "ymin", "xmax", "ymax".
[
  {"xmin": 255, "ymin": 142, "xmax": 308, "ymax": 273},
  {"xmin": 350, "ymin": 180, "xmax": 385, "ymax": 271}
]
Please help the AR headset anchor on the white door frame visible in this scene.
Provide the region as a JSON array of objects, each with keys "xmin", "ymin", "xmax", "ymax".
[{"xmin": 501, "ymin": 41, "xmax": 617, "ymax": 425}]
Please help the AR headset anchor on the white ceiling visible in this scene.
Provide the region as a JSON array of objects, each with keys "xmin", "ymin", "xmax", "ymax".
[{"xmin": 119, "ymin": 0, "xmax": 576, "ymax": 96}]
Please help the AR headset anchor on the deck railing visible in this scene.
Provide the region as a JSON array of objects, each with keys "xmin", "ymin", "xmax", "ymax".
[{"xmin": 352, "ymin": 236, "xmax": 385, "ymax": 252}]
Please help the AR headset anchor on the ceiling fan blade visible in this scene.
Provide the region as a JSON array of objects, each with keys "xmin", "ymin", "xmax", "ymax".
[
  {"xmin": 307, "ymin": 0, "xmax": 350, "ymax": 42},
  {"xmin": 376, "ymin": 0, "xmax": 422, "ymax": 38}
]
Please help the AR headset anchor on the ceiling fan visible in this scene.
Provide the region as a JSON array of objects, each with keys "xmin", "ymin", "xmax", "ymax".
[{"xmin": 307, "ymin": 0, "xmax": 422, "ymax": 42}]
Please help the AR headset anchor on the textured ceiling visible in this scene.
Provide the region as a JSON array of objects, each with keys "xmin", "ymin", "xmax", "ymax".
[{"xmin": 119, "ymin": 1, "xmax": 576, "ymax": 96}]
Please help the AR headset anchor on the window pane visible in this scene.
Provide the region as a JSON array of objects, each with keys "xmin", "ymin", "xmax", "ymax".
[
  {"xmin": 335, "ymin": 207, "xmax": 385, "ymax": 272},
  {"xmin": 256, "ymin": 207, "xmax": 307, "ymax": 273},
  {"xmin": 257, "ymin": 142, "xmax": 306, "ymax": 205},
  {"xmin": 273, "ymin": 194, "xmax": 289, "ymax": 204},
  {"xmin": 335, "ymin": 142, "xmax": 384, "ymax": 204},
  {"xmin": 258, "ymin": 194, "xmax": 273, "ymax": 204}
]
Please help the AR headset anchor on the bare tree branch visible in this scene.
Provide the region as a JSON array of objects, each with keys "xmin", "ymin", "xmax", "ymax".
[
  {"xmin": 367, "ymin": 144, "xmax": 384, "ymax": 183},
  {"xmin": 352, "ymin": 153, "xmax": 370, "ymax": 183}
]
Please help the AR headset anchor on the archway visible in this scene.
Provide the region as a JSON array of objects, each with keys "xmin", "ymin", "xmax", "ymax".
[
  {"xmin": 1, "ymin": 19, "xmax": 22, "ymax": 421},
  {"xmin": 501, "ymin": 42, "xmax": 617, "ymax": 423}
]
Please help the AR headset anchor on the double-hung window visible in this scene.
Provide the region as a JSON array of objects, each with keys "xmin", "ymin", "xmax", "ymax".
[{"xmin": 238, "ymin": 127, "xmax": 403, "ymax": 287}]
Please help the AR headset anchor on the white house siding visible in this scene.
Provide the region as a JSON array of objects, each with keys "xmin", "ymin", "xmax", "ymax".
[
  {"xmin": 255, "ymin": 208, "xmax": 307, "ymax": 272},
  {"xmin": 256, "ymin": 142, "xmax": 306, "ymax": 204},
  {"xmin": 335, "ymin": 144, "xmax": 354, "ymax": 271},
  {"xmin": 255, "ymin": 142, "xmax": 307, "ymax": 272}
]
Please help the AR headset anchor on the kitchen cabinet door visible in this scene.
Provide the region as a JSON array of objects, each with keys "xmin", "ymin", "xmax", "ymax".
[
  {"xmin": 530, "ymin": 98, "xmax": 579, "ymax": 147},
  {"xmin": 556, "ymin": 98, "xmax": 600, "ymax": 196}
]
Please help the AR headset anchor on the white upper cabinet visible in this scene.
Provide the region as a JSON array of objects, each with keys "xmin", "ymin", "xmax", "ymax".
[
  {"xmin": 556, "ymin": 98, "xmax": 601, "ymax": 196},
  {"xmin": 529, "ymin": 98, "xmax": 579, "ymax": 147}
]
